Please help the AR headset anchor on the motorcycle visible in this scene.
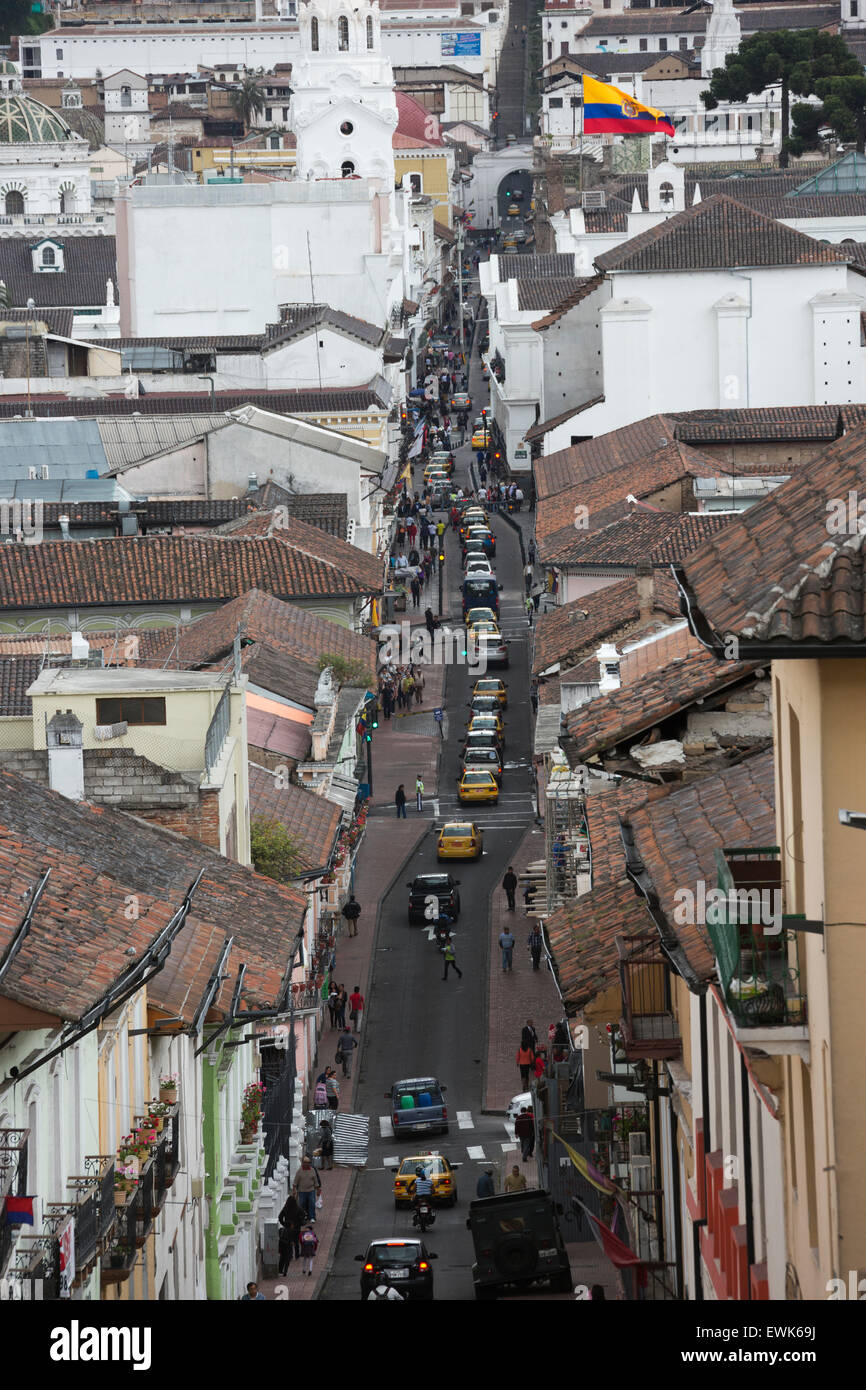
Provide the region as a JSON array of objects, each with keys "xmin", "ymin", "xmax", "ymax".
[{"xmin": 412, "ymin": 1197, "xmax": 435, "ymax": 1234}]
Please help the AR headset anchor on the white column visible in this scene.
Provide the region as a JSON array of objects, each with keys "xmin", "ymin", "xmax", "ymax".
[{"xmin": 714, "ymin": 292, "xmax": 750, "ymax": 409}]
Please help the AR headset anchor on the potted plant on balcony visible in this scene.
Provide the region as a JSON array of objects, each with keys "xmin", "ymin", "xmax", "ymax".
[
  {"xmin": 107, "ymin": 1243, "xmax": 131, "ymax": 1270},
  {"xmin": 147, "ymin": 1101, "xmax": 170, "ymax": 1132},
  {"xmin": 158, "ymin": 1073, "xmax": 178, "ymax": 1105},
  {"xmin": 240, "ymin": 1080, "xmax": 265, "ymax": 1144},
  {"xmin": 114, "ymin": 1165, "xmax": 139, "ymax": 1205}
]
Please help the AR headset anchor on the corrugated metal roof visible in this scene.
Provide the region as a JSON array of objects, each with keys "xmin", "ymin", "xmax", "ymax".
[
  {"xmin": 2, "ymin": 477, "xmax": 137, "ymax": 501},
  {"xmin": 0, "ymin": 419, "xmax": 107, "ymax": 479},
  {"xmin": 95, "ymin": 414, "xmax": 231, "ymax": 469}
]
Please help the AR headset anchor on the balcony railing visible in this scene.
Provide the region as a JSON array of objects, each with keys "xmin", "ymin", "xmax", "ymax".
[
  {"xmin": 617, "ymin": 931, "xmax": 682, "ymax": 1061},
  {"xmin": 0, "ymin": 1128, "xmax": 30, "ymax": 1278},
  {"xmin": 164, "ymin": 1105, "xmax": 181, "ymax": 1188},
  {"xmin": 707, "ymin": 848, "xmax": 807, "ymax": 1031}
]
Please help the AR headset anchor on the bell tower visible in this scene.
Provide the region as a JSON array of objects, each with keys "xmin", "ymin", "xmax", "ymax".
[{"xmin": 290, "ymin": 0, "xmax": 398, "ymax": 184}]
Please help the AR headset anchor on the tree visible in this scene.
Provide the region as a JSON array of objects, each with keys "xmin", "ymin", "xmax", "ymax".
[
  {"xmin": 791, "ymin": 76, "xmax": 866, "ymax": 156},
  {"xmin": 318, "ymin": 653, "xmax": 376, "ymax": 689},
  {"xmin": 228, "ymin": 70, "xmax": 266, "ymax": 132},
  {"xmin": 701, "ymin": 30, "xmax": 861, "ymax": 168},
  {"xmin": 0, "ymin": 1, "xmax": 52, "ymax": 44},
  {"xmin": 250, "ymin": 818, "xmax": 304, "ymax": 883}
]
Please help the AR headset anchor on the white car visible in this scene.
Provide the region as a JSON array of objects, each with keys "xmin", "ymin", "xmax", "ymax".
[
  {"xmin": 465, "ymin": 560, "xmax": 494, "ymax": 579},
  {"xmin": 507, "ymin": 1093, "xmax": 532, "ymax": 1123}
]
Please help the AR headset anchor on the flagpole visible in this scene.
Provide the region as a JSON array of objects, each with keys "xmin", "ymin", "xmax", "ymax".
[{"xmin": 579, "ymin": 78, "xmax": 584, "ymax": 197}]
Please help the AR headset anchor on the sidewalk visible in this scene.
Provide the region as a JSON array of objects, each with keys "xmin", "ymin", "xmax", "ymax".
[{"xmin": 258, "ymin": 634, "xmax": 445, "ymax": 1299}]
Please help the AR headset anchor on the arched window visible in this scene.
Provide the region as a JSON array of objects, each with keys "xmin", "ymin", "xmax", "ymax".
[
  {"xmin": 121, "ymin": 85, "xmax": 131, "ymax": 108},
  {"xmin": 42, "ymin": 246, "xmax": 55, "ymax": 266},
  {"xmin": 338, "ymin": 15, "xmax": 349, "ymax": 50},
  {"xmin": 311, "ymin": 15, "xmax": 319, "ymax": 51},
  {"xmin": 5, "ymin": 190, "xmax": 24, "ymax": 216},
  {"xmin": 366, "ymin": 15, "xmax": 374, "ymax": 49},
  {"xmin": 658, "ymin": 181, "xmax": 674, "ymax": 207},
  {"xmin": 341, "ymin": 160, "xmax": 355, "ymax": 178},
  {"xmin": 59, "ymin": 188, "xmax": 75, "ymax": 214}
]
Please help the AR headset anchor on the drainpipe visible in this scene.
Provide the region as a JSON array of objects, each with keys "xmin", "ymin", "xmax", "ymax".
[
  {"xmin": 740, "ymin": 1050, "xmax": 756, "ymax": 1274},
  {"xmin": 691, "ymin": 990, "xmax": 712, "ymax": 1301},
  {"xmin": 651, "ymin": 1060, "xmax": 664, "ymax": 1267},
  {"xmin": 669, "ymin": 1083, "xmax": 684, "ymax": 1299}
]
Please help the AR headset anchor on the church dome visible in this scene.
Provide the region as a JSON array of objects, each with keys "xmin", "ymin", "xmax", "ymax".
[{"xmin": 0, "ymin": 92, "xmax": 77, "ymax": 145}]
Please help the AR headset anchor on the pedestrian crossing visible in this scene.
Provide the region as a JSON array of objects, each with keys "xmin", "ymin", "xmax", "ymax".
[{"xmin": 376, "ymin": 1111, "xmax": 523, "ymax": 1160}]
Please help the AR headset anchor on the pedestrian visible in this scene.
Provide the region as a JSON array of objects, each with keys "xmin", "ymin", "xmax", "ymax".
[
  {"xmin": 525, "ymin": 594, "xmax": 534, "ymax": 626},
  {"xmin": 336, "ymin": 986, "xmax": 349, "ymax": 1029},
  {"xmin": 441, "ymin": 934, "xmax": 463, "ymax": 980},
  {"xmin": 503, "ymin": 866, "xmax": 518, "ymax": 911},
  {"xmin": 325, "ymin": 1069, "xmax": 341, "ymax": 1111},
  {"xmin": 529, "ymin": 678, "xmax": 539, "ymax": 716},
  {"xmin": 521, "ymin": 1019, "xmax": 538, "ymax": 1053},
  {"xmin": 292, "ymin": 1156, "xmax": 321, "ymax": 1225},
  {"xmin": 336, "ymin": 1025, "xmax": 358, "ymax": 1078},
  {"xmin": 514, "ymin": 1106, "xmax": 535, "ymax": 1159},
  {"xmin": 415, "ymin": 774, "xmax": 424, "ymax": 812},
  {"xmin": 504, "ymin": 1164, "xmax": 528, "ymax": 1194},
  {"xmin": 327, "ymin": 984, "xmax": 340, "ymax": 1028},
  {"xmin": 413, "ymin": 666, "xmax": 425, "ymax": 704},
  {"xmin": 349, "ymin": 984, "xmax": 365, "ymax": 1032},
  {"xmin": 368, "ymin": 1283, "xmax": 406, "ymax": 1301},
  {"xmin": 342, "ymin": 893, "xmax": 361, "ymax": 938},
  {"xmin": 241, "ymin": 1281, "xmax": 266, "ymax": 1300},
  {"xmin": 532, "ymin": 586, "xmax": 541, "ymax": 613},
  {"xmin": 515, "ymin": 486, "xmax": 524, "ymax": 511},
  {"xmin": 410, "ymin": 575, "xmax": 421, "ymax": 608},
  {"xmin": 533, "ymin": 1048, "xmax": 547, "ymax": 1081},
  {"xmin": 528, "ymin": 924, "xmax": 544, "ymax": 971},
  {"xmin": 499, "ymin": 926, "xmax": 515, "ymax": 972},
  {"xmin": 516, "ymin": 1043, "xmax": 534, "ymax": 1090},
  {"xmin": 476, "ymin": 1167, "xmax": 496, "ymax": 1198},
  {"xmin": 528, "ymin": 537, "xmax": 536, "ymax": 565},
  {"xmin": 300, "ymin": 1222, "xmax": 319, "ymax": 1277},
  {"xmin": 425, "ymin": 607, "xmax": 437, "ymax": 640},
  {"xmin": 313, "ymin": 1072, "xmax": 329, "ymax": 1109},
  {"xmin": 318, "ymin": 1118, "xmax": 335, "ymax": 1171},
  {"xmin": 395, "ymin": 783, "xmax": 407, "ymax": 818},
  {"xmin": 402, "ymin": 671, "xmax": 415, "ymax": 705},
  {"xmin": 278, "ymin": 1193, "xmax": 304, "ymax": 1271}
]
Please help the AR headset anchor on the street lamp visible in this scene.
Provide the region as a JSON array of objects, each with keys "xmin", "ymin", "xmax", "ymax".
[{"xmin": 24, "ymin": 296, "xmax": 35, "ymax": 419}]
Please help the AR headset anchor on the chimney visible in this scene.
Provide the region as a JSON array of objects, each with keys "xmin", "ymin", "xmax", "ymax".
[
  {"xmin": 596, "ymin": 642, "xmax": 621, "ymax": 694},
  {"xmin": 635, "ymin": 564, "xmax": 654, "ymax": 620},
  {"xmin": 58, "ymin": 514, "xmax": 71, "ymax": 540},
  {"xmin": 246, "ymin": 473, "xmax": 259, "ymax": 495},
  {"xmin": 70, "ymin": 631, "xmax": 90, "ymax": 663},
  {"xmin": 46, "ymin": 709, "xmax": 85, "ymax": 802}
]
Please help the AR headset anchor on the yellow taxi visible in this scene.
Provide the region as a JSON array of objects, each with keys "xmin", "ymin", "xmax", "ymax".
[
  {"xmin": 471, "ymin": 428, "xmax": 491, "ymax": 450},
  {"xmin": 507, "ymin": 204, "xmax": 520, "ymax": 217},
  {"xmin": 457, "ymin": 769, "xmax": 499, "ymax": 804},
  {"xmin": 393, "ymin": 1153, "xmax": 459, "ymax": 1207},
  {"xmin": 437, "ymin": 820, "xmax": 483, "ymax": 859},
  {"xmin": 467, "ymin": 620, "xmax": 500, "ymax": 641},
  {"xmin": 473, "ymin": 677, "xmax": 507, "ymax": 709},
  {"xmin": 459, "ymin": 511, "xmax": 488, "ymax": 541},
  {"xmin": 465, "ymin": 607, "xmax": 499, "ymax": 629},
  {"xmin": 423, "ymin": 464, "xmax": 450, "ymax": 483},
  {"xmin": 468, "ymin": 711, "xmax": 505, "ymax": 742}
]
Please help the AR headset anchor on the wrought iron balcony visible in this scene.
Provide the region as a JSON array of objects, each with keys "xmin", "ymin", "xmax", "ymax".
[
  {"xmin": 102, "ymin": 1183, "xmax": 145, "ymax": 1287},
  {"xmin": 707, "ymin": 848, "xmax": 808, "ymax": 1033},
  {"xmin": 163, "ymin": 1105, "xmax": 181, "ymax": 1189},
  {"xmin": 616, "ymin": 932, "xmax": 682, "ymax": 1061},
  {"xmin": 0, "ymin": 1127, "xmax": 30, "ymax": 1278}
]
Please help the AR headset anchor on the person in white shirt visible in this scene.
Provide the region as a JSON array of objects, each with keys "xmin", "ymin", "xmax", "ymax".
[{"xmin": 368, "ymin": 1284, "xmax": 405, "ymax": 1300}]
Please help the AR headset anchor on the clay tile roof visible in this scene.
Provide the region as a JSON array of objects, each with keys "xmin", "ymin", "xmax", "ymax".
[
  {"xmin": 140, "ymin": 587, "xmax": 377, "ymax": 673},
  {"xmin": 250, "ymin": 485, "xmax": 348, "ymax": 538},
  {"xmin": 671, "ymin": 404, "xmax": 842, "ymax": 444},
  {"xmin": 533, "ymin": 571, "xmax": 682, "ymax": 676},
  {"xmin": 0, "ymin": 388, "xmax": 389, "ymax": 420},
  {"xmin": 0, "ymin": 768, "xmax": 306, "ymax": 1022},
  {"xmin": 499, "ymin": 252, "xmax": 575, "ymax": 280},
  {"xmin": 248, "ymin": 763, "xmax": 341, "ymax": 872},
  {"xmin": 595, "ymin": 195, "xmax": 853, "ymax": 274},
  {"xmin": 531, "ymin": 273, "xmax": 604, "ymax": 329},
  {"xmin": 551, "ymin": 507, "xmax": 734, "ymax": 570},
  {"xmin": 679, "ymin": 423, "xmax": 866, "ymax": 648},
  {"xmin": 0, "ymin": 533, "xmax": 384, "ymax": 614},
  {"xmin": 516, "ymin": 276, "xmax": 590, "ymax": 313},
  {"xmin": 546, "ymin": 750, "xmax": 775, "ymax": 1009},
  {"xmin": 395, "ymin": 89, "xmax": 442, "ymax": 144},
  {"xmin": 0, "ymin": 655, "xmax": 42, "ymax": 716},
  {"xmin": 563, "ymin": 638, "xmax": 761, "ymax": 762},
  {"xmin": 535, "ymin": 414, "xmax": 678, "ymax": 499}
]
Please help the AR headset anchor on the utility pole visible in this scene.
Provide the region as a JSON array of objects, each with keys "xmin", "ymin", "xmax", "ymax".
[
  {"xmin": 438, "ymin": 535, "xmax": 445, "ymax": 618},
  {"xmin": 456, "ymin": 220, "xmax": 465, "ymax": 361}
]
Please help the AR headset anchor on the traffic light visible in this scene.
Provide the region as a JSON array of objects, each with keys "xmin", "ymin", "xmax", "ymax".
[
  {"xmin": 371, "ymin": 706, "xmax": 379, "ymax": 729},
  {"xmin": 494, "ymin": 451, "xmax": 502, "ymax": 463},
  {"xmin": 439, "ymin": 551, "xmax": 445, "ymax": 564},
  {"xmin": 364, "ymin": 730, "xmax": 372, "ymax": 743},
  {"xmin": 481, "ymin": 408, "xmax": 487, "ymax": 418},
  {"xmin": 506, "ymin": 188, "xmax": 512, "ymax": 197}
]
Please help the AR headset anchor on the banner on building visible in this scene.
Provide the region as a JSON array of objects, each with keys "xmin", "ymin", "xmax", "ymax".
[
  {"xmin": 58, "ymin": 1215, "xmax": 75, "ymax": 1298},
  {"xmin": 441, "ymin": 32, "xmax": 481, "ymax": 57}
]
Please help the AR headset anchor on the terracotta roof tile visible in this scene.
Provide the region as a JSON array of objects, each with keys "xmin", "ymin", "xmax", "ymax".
[
  {"xmin": 0, "ymin": 656, "xmax": 42, "ymax": 716},
  {"xmin": 248, "ymin": 764, "xmax": 341, "ymax": 873},
  {"xmin": 551, "ymin": 507, "xmax": 733, "ymax": 569},
  {"xmin": 533, "ymin": 571, "xmax": 682, "ymax": 676},
  {"xmin": 0, "ymin": 387, "xmax": 388, "ymax": 420}
]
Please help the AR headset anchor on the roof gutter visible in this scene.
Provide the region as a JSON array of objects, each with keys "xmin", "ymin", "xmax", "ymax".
[{"xmin": 619, "ymin": 817, "xmax": 708, "ymax": 996}]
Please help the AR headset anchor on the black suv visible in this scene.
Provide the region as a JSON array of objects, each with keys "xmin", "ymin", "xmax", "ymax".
[
  {"xmin": 407, "ymin": 873, "xmax": 461, "ymax": 925},
  {"xmin": 356, "ymin": 1238, "xmax": 437, "ymax": 1301},
  {"xmin": 466, "ymin": 1190, "xmax": 572, "ymax": 1300}
]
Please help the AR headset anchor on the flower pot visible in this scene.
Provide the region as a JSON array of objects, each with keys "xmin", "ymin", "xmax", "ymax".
[
  {"xmin": 240, "ymin": 1126, "xmax": 255, "ymax": 1145},
  {"xmin": 148, "ymin": 1116, "xmax": 164, "ymax": 1133},
  {"xmin": 109, "ymin": 1251, "xmax": 127, "ymax": 1269},
  {"xmin": 159, "ymin": 1086, "xmax": 176, "ymax": 1105},
  {"xmin": 118, "ymin": 1154, "xmax": 139, "ymax": 1177},
  {"xmin": 114, "ymin": 1189, "xmax": 129, "ymax": 1208}
]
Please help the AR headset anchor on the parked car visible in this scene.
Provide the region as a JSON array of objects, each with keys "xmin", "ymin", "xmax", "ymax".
[
  {"xmin": 387, "ymin": 1076, "xmax": 449, "ymax": 1136},
  {"xmin": 406, "ymin": 873, "xmax": 461, "ymax": 925},
  {"xmin": 466, "ymin": 1190, "xmax": 572, "ymax": 1300},
  {"xmin": 356, "ymin": 1238, "xmax": 437, "ymax": 1301}
]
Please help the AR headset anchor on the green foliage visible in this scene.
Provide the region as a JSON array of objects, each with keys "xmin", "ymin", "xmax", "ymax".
[
  {"xmin": 0, "ymin": 2, "xmax": 52, "ymax": 44},
  {"xmin": 228, "ymin": 70, "xmax": 266, "ymax": 131},
  {"xmin": 791, "ymin": 76, "xmax": 866, "ymax": 156},
  {"xmin": 250, "ymin": 817, "xmax": 304, "ymax": 882},
  {"xmin": 701, "ymin": 30, "xmax": 861, "ymax": 166},
  {"xmin": 318, "ymin": 653, "xmax": 376, "ymax": 689}
]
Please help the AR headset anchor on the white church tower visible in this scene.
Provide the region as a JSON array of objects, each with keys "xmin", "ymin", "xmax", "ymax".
[
  {"xmin": 290, "ymin": 0, "xmax": 398, "ymax": 184},
  {"xmin": 701, "ymin": 0, "xmax": 742, "ymax": 79}
]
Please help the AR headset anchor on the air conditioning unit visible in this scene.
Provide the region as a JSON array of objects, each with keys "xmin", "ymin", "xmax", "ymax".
[
  {"xmin": 93, "ymin": 721, "xmax": 128, "ymax": 740},
  {"xmin": 581, "ymin": 190, "xmax": 606, "ymax": 210}
]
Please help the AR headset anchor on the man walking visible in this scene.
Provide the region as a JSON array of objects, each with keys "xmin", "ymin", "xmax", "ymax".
[
  {"xmin": 342, "ymin": 893, "xmax": 361, "ymax": 938},
  {"xmin": 516, "ymin": 1042, "xmax": 534, "ymax": 1090},
  {"xmin": 514, "ymin": 1106, "xmax": 535, "ymax": 1161},
  {"xmin": 349, "ymin": 984, "xmax": 365, "ymax": 1032},
  {"xmin": 522, "ymin": 1019, "xmax": 539, "ymax": 1054},
  {"xmin": 292, "ymin": 1156, "xmax": 321, "ymax": 1226},
  {"xmin": 504, "ymin": 1165, "xmax": 528, "ymax": 1194},
  {"xmin": 529, "ymin": 678, "xmax": 539, "ymax": 717},
  {"xmin": 525, "ymin": 594, "xmax": 534, "ymax": 626},
  {"xmin": 528, "ymin": 925, "xmax": 544, "ymax": 971},
  {"xmin": 499, "ymin": 926, "xmax": 515, "ymax": 972},
  {"xmin": 476, "ymin": 1167, "xmax": 496, "ymax": 1198},
  {"xmin": 395, "ymin": 784, "xmax": 407, "ymax": 818},
  {"xmin": 336, "ymin": 1025, "xmax": 358, "ymax": 1078},
  {"xmin": 415, "ymin": 774, "xmax": 425, "ymax": 812},
  {"xmin": 503, "ymin": 866, "xmax": 518, "ymax": 911},
  {"xmin": 441, "ymin": 934, "xmax": 463, "ymax": 981}
]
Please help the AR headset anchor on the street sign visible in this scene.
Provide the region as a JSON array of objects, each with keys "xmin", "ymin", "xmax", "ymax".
[{"xmin": 434, "ymin": 708, "xmax": 443, "ymax": 722}]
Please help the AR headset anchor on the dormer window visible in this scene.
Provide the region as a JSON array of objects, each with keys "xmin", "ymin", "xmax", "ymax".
[
  {"xmin": 62, "ymin": 89, "xmax": 82, "ymax": 109},
  {"xmin": 338, "ymin": 15, "xmax": 349, "ymax": 50},
  {"xmin": 31, "ymin": 238, "xmax": 64, "ymax": 273}
]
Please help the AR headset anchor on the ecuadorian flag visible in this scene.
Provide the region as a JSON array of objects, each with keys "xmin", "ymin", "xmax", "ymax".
[{"xmin": 582, "ymin": 75, "xmax": 675, "ymax": 138}]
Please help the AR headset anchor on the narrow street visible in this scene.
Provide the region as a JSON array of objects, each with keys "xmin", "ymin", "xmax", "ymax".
[{"xmin": 320, "ymin": 297, "xmax": 541, "ymax": 1300}]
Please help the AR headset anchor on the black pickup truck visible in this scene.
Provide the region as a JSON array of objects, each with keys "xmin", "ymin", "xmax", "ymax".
[{"xmin": 466, "ymin": 1189, "xmax": 572, "ymax": 1300}]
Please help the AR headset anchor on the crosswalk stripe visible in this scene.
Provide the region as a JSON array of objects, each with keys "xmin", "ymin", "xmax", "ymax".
[
  {"xmin": 379, "ymin": 1116, "xmax": 394, "ymax": 1138},
  {"xmin": 466, "ymin": 1145, "xmax": 486, "ymax": 1160},
  {"xmin": 456, "ymin": 1110, "xmax": 474, "ymax": 1130},
  {"xmin": 501, "ymin": 1141, "xmax": 520, "ymax": 1153}
]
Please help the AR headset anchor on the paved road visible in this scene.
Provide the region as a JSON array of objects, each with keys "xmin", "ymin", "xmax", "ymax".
[
  {"xmin": 496, "ymin": 0, "xmax": 531, "ymax": 140},
  {"xmin": 321, "ymin": 319, "xmax": 537, "ymax": 1301}
]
